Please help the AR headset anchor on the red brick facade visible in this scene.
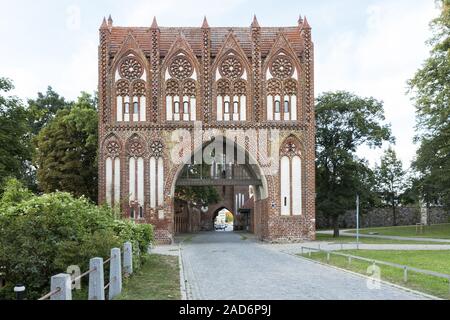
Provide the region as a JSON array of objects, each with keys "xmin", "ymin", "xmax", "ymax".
[{"xmin": 98, "ymin": 16, "xmax": 316, "ymax": 244}]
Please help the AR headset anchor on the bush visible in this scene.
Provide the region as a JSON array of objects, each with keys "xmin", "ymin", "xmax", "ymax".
[{"xmin": 0, "ymin": 179, "xmax": 153, "ymax": 300}]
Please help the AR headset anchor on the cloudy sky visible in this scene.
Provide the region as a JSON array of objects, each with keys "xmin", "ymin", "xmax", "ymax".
[{"xmin": 0, "ymin": 0, "xmax": 439, "ymax": 168}]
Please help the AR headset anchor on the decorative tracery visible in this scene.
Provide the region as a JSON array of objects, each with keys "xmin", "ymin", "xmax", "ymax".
[
  {"xmin": 215, "ymin": 54, "xmax": 248, "ymax": 122},
  {"xmin": 115, "ymin": 55, "xmax": 147, "ymax": 122},
  {"xmin": 169, "ymin": 56, "xmax": 194, "ymax": 80},
  {"xmin": 280, "ymin": 136, "xmax": 302, "ymax": 217},
  {"xmin": 106, "ymin": 141, "xmax": 121, "ymax": 158},
  {"xmin": 150, "ymin": 141, "xmax": 164, "ymax": 159},
  {"xmin": 220, "ymin": 56, "xmax": 244, "ymax": 80},
  {"xmin": 127, "ymin": 135, "xmax": 146, "ymax": 158},
  {"xmin": 270, "ymin": 56, "xmax": 294, "ymax": 79},
  {"xmin": 266, "ymin": 54, "xmax": 298, "ymax": 121},
  {"xmin": 119, "ymin": 57, "xmax": 144, "ymax": 80},
  {"xmin": 127, "ymin": 135, "xmax": 145, "ymax": 212},
  {"xmin": 165, "ymin": 54, "xmax": 198, "ymax": 121},
  {"xmin": 281, "ymin": 137, "xmax": 301, "ymax": 158},
  {"xmin": 104, "ymin": 136, "xmax": 121, "ymax": 208}
]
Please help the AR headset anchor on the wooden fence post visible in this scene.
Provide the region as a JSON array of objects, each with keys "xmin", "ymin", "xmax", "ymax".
[
  {"xmin": 50, "ymin": 274, "xmax": 72, "ymax": 300},
  {"xmin": 109, "ymin": 248, "xmax": 122, "ymax": 300},
  {"xmin": 89, "ymin": 258, "xmax": 105, "ymax": 300},
  {"xmin": 123, "ymin": 242, "xmax": 133, "ymax": 276}
]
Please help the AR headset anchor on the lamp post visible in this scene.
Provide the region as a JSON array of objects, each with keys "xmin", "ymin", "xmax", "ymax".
[{"xmin": 356, "ymin": 194, "xmax": 360, "ymax": 250}]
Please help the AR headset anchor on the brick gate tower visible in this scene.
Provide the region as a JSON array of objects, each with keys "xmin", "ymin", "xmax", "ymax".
[{"xmin": 98, "ymin": 15, "xmax": 316, "ymax": 244}]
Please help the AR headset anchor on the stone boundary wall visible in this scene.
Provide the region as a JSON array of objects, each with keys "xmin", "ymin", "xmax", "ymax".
[{"xmin": 316, "ymin": 207, "xmax": 449, "ymax": 230}]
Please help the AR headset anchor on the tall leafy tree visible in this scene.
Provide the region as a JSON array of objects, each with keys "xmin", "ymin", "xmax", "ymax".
[
  {"xmin": 0, "ymin": 78, "xmax": 32, "ymax": 190},
  {"xmin": 27, "ymin": 86, "xmax": 70, "ymax": 135},
  {"xmin": 316, "ymin": 91, "xmax": 393, "ymax": 236},
  {"xmin": 34, "ymin": 92, "xmax": 98, "ymax": 202},
  {"xmin": 374, "ymin": 148, "xmax": 406, "ymax": 226},
  {"xmin": 408, "ymin": 0, "xmax": 450, "ymax": 208}
]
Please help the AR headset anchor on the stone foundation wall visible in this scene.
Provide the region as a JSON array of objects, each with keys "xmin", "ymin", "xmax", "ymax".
[{"xmin": 316, "ymin": 207, "xmax": 449, "ymax": 229}]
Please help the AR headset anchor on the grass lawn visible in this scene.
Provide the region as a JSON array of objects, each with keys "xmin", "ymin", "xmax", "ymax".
[
  {"xmin": 315, "ymin": 233, "xmax": 445, "ymax": 245},
  {"xmin": 303, "ymin": 250, "xmax": 450, "ymax": 299},
  {"xmin": 347, "ymin": 223, "xmax": 450, "ymax": 239},
  {"xmin": 116, "ymin": 254, "xmax": 181, "ymax": 300}
]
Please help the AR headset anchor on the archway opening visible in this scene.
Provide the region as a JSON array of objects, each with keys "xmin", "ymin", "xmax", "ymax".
[
  {"xmin": 173, "ymin": 136, "xmax": 266, "ymax": 235},
  {"xmin": 213, "ymin": 208, "xmax": 235, "ymax": 232}
]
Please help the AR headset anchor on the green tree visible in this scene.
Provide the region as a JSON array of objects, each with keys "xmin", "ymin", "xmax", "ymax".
[
  {"xmin": 0, "ymin": 178, "xmax": 153, "ymax": 299},
  {"xmin": 374, "ymin": 147, "xmax": 406, "ymax": 226},
  {"xmin": 34, "ymin": 92, "xmax": 98, "ymax": 202},
  {"xmin": 408, "ymin": 0, "xmax": 450, "ymax": 208},
  {"xmin": 27, "ymin": 86, "xmax": 70, "ymax": 135},
  {"xmin": 316, "ymin": 91, "xmax": 393, "ymax": 237},
  {"xmin": 0, "ymin": 78, "xmax": 32, "ymax": 190}
]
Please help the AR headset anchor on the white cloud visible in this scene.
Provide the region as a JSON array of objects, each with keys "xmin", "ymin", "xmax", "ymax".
[
  {"xmin": 315, "ymin": 0, "xmax": 439, "ymax": 168},
  {"xmin": 58, "ymin": 39, "xmax": 98, "ymax": 99}
]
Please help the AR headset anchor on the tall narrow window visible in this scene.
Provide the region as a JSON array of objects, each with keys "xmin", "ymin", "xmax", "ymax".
[
  {"xmin": 139, "ymin": 206, "xmax": 144, "ymax": 219},
  {"xmin": 130, "ymin": 207, "xmax": 135, "ymax": 219},
  {"xmin": 280, "ymin": 138, "xmax": 302, "ymax": 216},
  {"xmin": 284, "ymin": 100, "xmax": 290, "ymax": 113},
  {"xmin": 267, "ymin": 55, "xmax": 298, "ymax": 121},
  {"xmin": 275, "ymin": 100, "xmax": 281, "ymax": 113},
  {"xmin": 165, "ymin": 54, "xmax": 196, "ymax": 122},
  {"xmin": 233, "ymin": 101, "xmax": 239, "ymax": 114},
  {"xmin": 216, "ymin": 56, "xmax": 247, "ymax": 122},
  {"xmin": 116, "ymin": 56, "xmax": 146, "ymax": 122},
  {"xmin": 224, "ymin": 101, "xmax": 230, "ymax": 114}
]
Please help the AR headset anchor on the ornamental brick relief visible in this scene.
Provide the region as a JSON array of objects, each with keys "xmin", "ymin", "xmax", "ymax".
[{"xmin": 98, "ymin": 18, "xmax": 316, "ymax": 244}]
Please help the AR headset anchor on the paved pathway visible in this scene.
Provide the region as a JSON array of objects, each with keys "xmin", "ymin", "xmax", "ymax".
[
  {"xmin": 179, "ymin": 232, "xmax": 431, "ymax": 300},
  {"xmin": 317, "ymin": 230, "xmax": 450, "ymax": 243}
]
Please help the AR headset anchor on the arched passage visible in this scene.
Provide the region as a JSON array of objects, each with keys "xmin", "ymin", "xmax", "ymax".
[{"xmin": 171, "ymin": 136, "xmax": 268, "ymax": 235}]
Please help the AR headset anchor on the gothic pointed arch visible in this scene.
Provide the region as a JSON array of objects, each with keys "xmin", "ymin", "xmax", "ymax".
[
  {"xmin": 279, "ymin": 135, "xmax": 303, "ymax": 217},
  {"xmin": 126, "ymin": 133, "xmax": 146, "ymax": 211},
  {"xmin": 102, "ymin": 133, "xmax": 123, "ymax": 158},
  {"xmin": 213, "ymin": 32, "xmax": 252, "ymax": 122},
  {"xmin": 264, "ymin": 33, "xmax": 303, "ymax": 122},
  {"xmin": 162, "ymin": 34, "xmax": 201, "ymax": 122},
  {"xmin": 112, "ymin": 33, "xmax": 150, "ymax": 124},
  {"xmin": 103, "ymin": 133, "xmax": 122, "ymax": 208},
  {"xmin": 126, "ymin": 133, "xmax": 147, "ymax": 158}
]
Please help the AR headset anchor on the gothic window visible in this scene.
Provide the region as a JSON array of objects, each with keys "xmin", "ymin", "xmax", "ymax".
[
  {"xmin": 149, "ymin": 141, "xmax": 165, "ymax": 210},
  {"xmin": 104, "ymin": 138, "xmax": 121, "ymax": 207},
  {"xmin": 215, "ymin": 54, "xmax": 247, "ymax": 122},
  {"xmin": 266, "ymin": 54, "xmax": 298, "ymax": 121},
  {"xmin": 284, "ymin": 100, "xmax": 290, "ymax": 113},
  {"xmin": 165, "ymin": 53, "xmax": 198, "ymax": 121},
  {"xmin": 115, "ymin": 55, "xmax": 147, "ymax": 122},
  {"xmin": 127, "ymin": 135, "xmax": 145, "ymax": 210},
  {"xmin": 274, "ymin": 100, "xmax": 281, "ymax": 114},
  {"xmin": 224, "ymin": 101, "xmax": 230, "ymax": 114},
  {"xmin": 280, "ymin": 137, "xmax": 302, "ymax": 216}
]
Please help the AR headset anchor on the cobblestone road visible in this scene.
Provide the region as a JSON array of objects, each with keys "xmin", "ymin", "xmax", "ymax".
[{"xmin": 180, "ymin": 232, "xmax": 431, "ymax": 300}]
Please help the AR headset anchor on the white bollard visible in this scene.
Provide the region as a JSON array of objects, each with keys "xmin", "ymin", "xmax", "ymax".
[
  {"xmin": 88, "ymin": 258, "xmax": 105, "ymax": 300},
  {"xmin": 108, "ymin": 248, "xmax": 122, "ymax": 300},
  {"xmin": 50, "ymin": 274, "xmax": 72, "ymax": 300},
  {"xmin": 123, "ymin": 242, "xmax": 133, "ymax": 276}
]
